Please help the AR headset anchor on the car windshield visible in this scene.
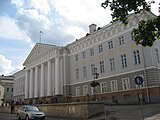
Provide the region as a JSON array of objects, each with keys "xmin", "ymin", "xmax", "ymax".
[{"xmin": 26, "ymin": 106, "xmax": 39, "ymax": 112}]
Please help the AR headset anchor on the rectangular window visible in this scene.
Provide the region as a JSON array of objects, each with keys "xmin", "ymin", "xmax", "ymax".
[
  {"xmin": 108, "ymin": 41, "xmax": 113, "ymax": 49},
  {"xmin": 100, "ymin": 82, "xmax": 107, "ymax": 93},
  {"xmin": 83, "ymin": 85, "xmax": 88, "ymax": 95},
  {"xmin": 109, "ymin": 58, "xmax": 115, "ymax": 71},
  {"xmin": 119, "ymin": 36, "xmax": 124, "ymax": 45},
  {"xmin": 83, "ymin": 66, "xmax": 87, "ymax": 78},
  {"xmin": 90, "ymin": 48, "xmax": 94, "ymax": 56},
  {"xmin": 133, "ymin": 50, "xmax": 141, "ymax": 64},
  {"xmin": 91, "ymin": 87, "xmax": 94, "ymax": 95},
  {"xmin": 99, "ymin": 44, "xmax": 103, "ymax": 53},
  {"xmin": 111, "ymin": 80, "xmax": 118, "ymax": 92},
  {"xmin": 76, "ymin": 86, "xmax": 81, "ymax": 96},
  {"xmin": 7, "ymin": 88, "xmax": 9, "ymax": 92},
  {"xmin": 122, "ymin": 78, "xmax": 130, "ymax": 90},
  {"xmin": 91, "ymin": 63, "xmax": 95, "ymax": 75},
  {"xmin": 75, "ymin": 54, "xmax": 79, "ymax": 62},
  {"xmin": 100, "ymin": 61, "xmax": 105, "ymax": 73},
  {"xmin": 76, "ymin": 68, "xmax": 79, "ymax": 79},
  {"xmin": 155, "ymin": 48, "xmax": 160, "ymax": 63},
  {"xmin": 121, "ymin": 54, "xmax": 127, "ymax": 68},
  {"xmin": 82, "ymin": 51, "xmax": 86, "ymax": 59}
]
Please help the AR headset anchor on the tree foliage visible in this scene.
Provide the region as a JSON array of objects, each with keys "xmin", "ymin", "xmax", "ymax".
[{"xmin": 102, "ymin": 0, "xmax": 160, "ymax": 47}]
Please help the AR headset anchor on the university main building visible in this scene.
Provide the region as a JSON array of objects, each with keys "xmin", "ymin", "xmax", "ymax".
[{"xmin": 13, "ymin": 11, "xmax": 160, "ymax": 104}]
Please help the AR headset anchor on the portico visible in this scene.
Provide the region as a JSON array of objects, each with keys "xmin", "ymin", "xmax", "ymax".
[{"xmin": 24, "ymin": 43, "xmax": 64, "ymax": 99}]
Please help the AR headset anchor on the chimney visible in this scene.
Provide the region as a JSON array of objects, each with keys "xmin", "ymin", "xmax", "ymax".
[{"xmin": 89, "ymin": 23, "xmax": 97, "ymax": 34}]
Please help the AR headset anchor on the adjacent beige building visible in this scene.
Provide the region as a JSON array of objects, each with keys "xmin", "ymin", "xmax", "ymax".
[{"xmin": 0, "ymin": 75, "xmax": 14, "ymax": 105}]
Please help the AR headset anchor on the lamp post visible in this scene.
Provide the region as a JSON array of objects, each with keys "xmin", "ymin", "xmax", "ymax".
[{"xmin": 90, "ymin": 67, "xmax": 99, "ymax": 101}]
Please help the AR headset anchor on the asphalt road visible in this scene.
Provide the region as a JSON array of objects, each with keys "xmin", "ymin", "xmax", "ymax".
[{"xmin": 0, "ymin": 113, "xmax": 65, "ymax": 120}]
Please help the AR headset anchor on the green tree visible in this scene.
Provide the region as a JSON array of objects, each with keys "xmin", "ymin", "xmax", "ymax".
[{"xmin": 101, "ymin": 0, "xmax": 160, "ymax": 47}]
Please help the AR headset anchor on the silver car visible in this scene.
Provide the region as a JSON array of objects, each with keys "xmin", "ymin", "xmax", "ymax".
[{"xmin": 17, "ymin": 105, "xmax": 46, "ymax": 120}]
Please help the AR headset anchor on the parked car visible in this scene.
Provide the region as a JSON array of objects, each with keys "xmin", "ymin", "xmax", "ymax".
[{"xmin": 17, "ymin": 105, "xmax": 46, "ymax": 120}]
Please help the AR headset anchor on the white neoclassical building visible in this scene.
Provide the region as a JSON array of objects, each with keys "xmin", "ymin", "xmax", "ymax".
[
  {"xmin": 14, "ymin": 11, "xmax": 160, "ymax": 104},
  {"xmin": 23, "ymin": 44, "xmax": 69, "ymax": 100}
]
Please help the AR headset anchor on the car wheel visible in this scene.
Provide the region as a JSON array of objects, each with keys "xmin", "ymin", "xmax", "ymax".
[{"xmin": 25, "ymin": 115, "xmax": 30, "ymax": 120}]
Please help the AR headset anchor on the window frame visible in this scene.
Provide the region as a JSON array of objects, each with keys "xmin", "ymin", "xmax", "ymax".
[
  {"xmin": 90, "ymin": 48, "xmax": 94, "ymax": 56},
  {"xmin": 122, "ymin": 77, "xmax": 130, "ymax": 90},
  {"xmin": 100, "ymin": 82, "xmax": 107, "ymax": 93},
  {"xmin": 76, "ymin": 86, "xmax": 81, "ymax": 96},
  {"xmin": 98, "ymin": 44, "xmax": 103, "ymax": 53},
  {"xmin": 75, "ymin": 54, "xmax": 79, "ymax": 62},
  {"xmin": 83, "ymin": 66, "xmax": 87, "ymax": 78},
  {"xmin": 121, "ymin": 54, "xmax": 127, "ymax": 68},
  {"xmin": 108, "ymin": 41, "xmax": 113, "ymax": 49},
  {"xmin": 100, "ymin": 61, "xmax": 105, "ymax": 74},
  {"xmin": 111, "ymin": 80, "xmax": 118, "ymax": 92},
  {"xmin": 133, "ymin": 50, "xmax": 141, "ymax": 65},
  {"xmin": 83, "ymin": 85, "xmax": 88, "ymax": 95},
  {"xmin": 109, "ymin": 57, "xmax": 115, "ymax": 71},
  {"xmin": 82, "ymin": 51, "xmax": 86, "ymax": 59},
  {"xmin": 76, "ymin": 68, "xmax": 79, "ymax": 79},
  {"xmin": 119, "ymin": 36, "xmax": 124, "ymax": 45}
]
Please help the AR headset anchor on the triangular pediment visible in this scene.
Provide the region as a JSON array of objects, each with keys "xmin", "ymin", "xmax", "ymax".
[{"xmin": 23, "ymin": 43, "xmax": 58, "ymax": 66}]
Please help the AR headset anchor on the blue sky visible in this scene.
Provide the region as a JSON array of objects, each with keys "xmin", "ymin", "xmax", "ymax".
[{"xmin": 0, "ymin": 0, "xmax": 159, "ymax": 75}]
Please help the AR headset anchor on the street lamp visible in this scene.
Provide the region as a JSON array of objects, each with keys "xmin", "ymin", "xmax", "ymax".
[{"xmin": 90, "ymin": 67, "xmax": 99, "ymax": 101}]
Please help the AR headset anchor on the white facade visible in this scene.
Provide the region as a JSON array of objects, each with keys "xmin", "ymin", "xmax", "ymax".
[
  {"xmin": 23, "ymin": 44, "xmax": 67, "ymax": 99},
  {"xmin": 13, "ymin": 11, "xmax": 160, "ymax": 103},
  {"xmin": 13, "ymin": 69, "xmax": 25, "ymax": 101}
]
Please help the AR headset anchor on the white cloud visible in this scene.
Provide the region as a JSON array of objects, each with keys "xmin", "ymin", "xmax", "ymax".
[
  {"xmin": 11, "ymin": 0, "xmax": 24, "ymax": 8},
  {"xmin": 29, "ymin": 0, "xmax": 51, "ymax": 15},
  {"xmin": 0, "ymin": 54, "xmax": 14, "ymax": 75},
  {"xmin": 0, "ymin": 15, "xmax": 32, "ymax": 45},
  {"xmin": 10, "ymin": 0, "xmax": 112, "ymax": 46},
  {"xmin": 65, "ymin": 26, "xmax": 86, "ymax": 39},
  {"xmin": 53, "ymin": 0, "xmax": 111, "ymax": 26}
]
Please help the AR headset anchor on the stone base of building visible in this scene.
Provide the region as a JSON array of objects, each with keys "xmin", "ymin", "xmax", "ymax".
[
  {"xmin": 71, "ymin": 87, "xmax": 160, "ymax": 104},
  {"xmin": 23, "ymin": 87, "xmax": 160, "ymax": 105}
]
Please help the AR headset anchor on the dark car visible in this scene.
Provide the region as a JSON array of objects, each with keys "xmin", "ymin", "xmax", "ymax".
[{"xmin": 17, "ymin": 105, "xmax": 46, "ymax": 120}]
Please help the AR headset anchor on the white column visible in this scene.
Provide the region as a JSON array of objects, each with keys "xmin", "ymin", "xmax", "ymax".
[
  {"xmin": 63, "ymin": 54, "xmax": 67, "ymax": 84},
  {"xmin": 34, "ymin": 66, "xmax": 38, "ymax": 98},
  {"xmin": 25, "ymin": 70, "xmax": 29, "ymax": 99},
  {"xmin": 40, "ymin": 63, "xmax": 45, "ymax": 97},
  {"xmin": 47, "ymin": 60, "xmax": 52, "ymax": 96},
  {"xmin": 52, "ymin": 61, "xmax": 55, "ymax": 95},
  {"xmin": 29, "ymin": 68, "xmax": 33, "ymax": 98},
  {"xmin": 55, "ymin": 56, "xmax": 60, "ymax": 95}
]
